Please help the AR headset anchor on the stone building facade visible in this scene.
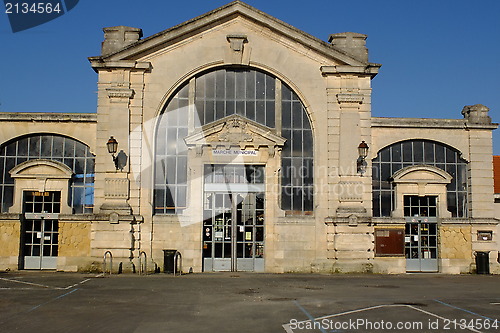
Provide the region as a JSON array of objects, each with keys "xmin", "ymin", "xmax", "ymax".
[{"xmin": 0, "ymin": 1, "xmax": 498, "ymax": 274}]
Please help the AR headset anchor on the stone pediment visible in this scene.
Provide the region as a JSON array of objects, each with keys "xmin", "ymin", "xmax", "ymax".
[
  {"xmin": 89, "ymin": 1, "xmax": 367, "ymax": 67},
  {"xmin": 184, "ymin": 114, "xmax": 285, "ymax": 151},
  {"xmin": 9, "ymin": 159, "xmax": 73, "ymax": 179},
  {"xmin": 392, "ymin": 165, "xmax": 452, "ymax": 185}
]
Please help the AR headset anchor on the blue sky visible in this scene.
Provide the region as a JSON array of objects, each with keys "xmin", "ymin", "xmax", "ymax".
[{"xmin": 1, "ymin": 0, "xmax": 499, "ymax": 154}]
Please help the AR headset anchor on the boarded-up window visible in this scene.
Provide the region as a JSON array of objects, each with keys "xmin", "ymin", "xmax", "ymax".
[{"xmin": 375, "ymin": 229, "xmax": 404, "ymax": 256}]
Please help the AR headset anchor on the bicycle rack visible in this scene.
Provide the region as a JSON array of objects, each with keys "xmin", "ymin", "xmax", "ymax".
[
  {"xmin": 173, "ymin": 251, "xmax": 182, "ymax": 276},
  {"xmin": 138, "ymin": 251, "xmax": 147, "ymax": 275},
  {"xmin": 103, "ymin": 251, "xmax": 113, "ymax": 274}
]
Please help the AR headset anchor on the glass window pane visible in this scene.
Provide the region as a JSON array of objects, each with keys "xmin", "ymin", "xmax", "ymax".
[
  {"xmin": 391, "ymin": 143, "xmax": 402, "ymax": 162},
  {"xmin": 424, "ymin": 141, "xmax": 434, "ymax": 163},
  {"xmin": 373, "ymin": 191, "xmax": 380, "ymax": 217},
  {"xmin": 29, "ymin": 137, "xmax": 41, "ymax": 157},
  {"xmin": 255, "ymin": 72, "xmax": 265, "ymax": 99},
  {"xmin": 292, "ymin": 131, "xmax": 302, "ymax": 157},
  {"xmin": 282, "ymin": 102, "xmax": 291, "ymax": 129},
  {"xmin": 215, "ymin": 70, "xmax": 225, "ymax": 100},
  {"xmin": 246, "ymin": 101, "xmax": 255, "ymax": 121},
  {"xmin": 282, "ymin": 158, "xmax": 292, "ymax": 186},
  {"xmin": 216, "ymin": 101, "xmax": 225, "ymax": 120},
  {"xmin": 63, "ymin": 139, "xmax": 74, "ymax": 157},
  {"xmin": 41, "ymin": 136, "xmax": 52, "ymax": 157},
  {"xmin": 246, "ymin": 71, "xmax": 255, "ymax": 99},
  {"xmin": 380, "ymin": 148, "xmax": 390, "ymax": 162},
  {"xmin": 236, "ymin": 70, "xmax": 246, "ymax": 100},
  {"xmin": 265, "ymin": 101, "xmax": 275, "ymax": 128},
  {"xmin": 17, "ymin": 138, "xmax": 29, "ymax": 156},
  {"xmin": 265, "ymin": 75, "xmax": 275, "ymax": 99},
  {"xmin": 282, "ymin": 85, "xmax": 292, "ymax": 101},
  {"xmin": 205, "ymin": 101, "xmax": 215, "ymax": 124},
  {"xmin": 435, "ymin": 145, "xmax": 445, "ymax": 163},
  {"xmin": 413, "ymin": 141, "xmax": 423, "ymax": 162},
  {"xmin": 205, "ymin": 71, "xmax": 215, "ymax": 100},
  {"xmin": 402, "ymin": 141, "xmax": 413, "ymax": 162},
  {"xmin": 52, "ymin": 136, "xmax": 64, "ymax": 157},
  {"xmin": 196, "ymin": 75, "xmax": 205, "ymax": 99},
  {"xmin": 256, "ymin": 101, "xmax": 265, "ymax": 124},
  {"xmin": 380, "ymin": 191, "xmax": 392, "ymax": 216},
  {"xmin": 236, "ymin": 101, "xmax": 244, "ymax": 117},
  {"xmin": 446, "ymin": 148, "xmax": 456, "ymax": 163},
  {"xmin": 292, "ymin": 102, "xmax": 302, "ymax": 128}
]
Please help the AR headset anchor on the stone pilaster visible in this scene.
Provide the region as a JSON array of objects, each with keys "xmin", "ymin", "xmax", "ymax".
[{"xmin": 321, "ymin": 65, "xmax": 379, "ymax": 218}]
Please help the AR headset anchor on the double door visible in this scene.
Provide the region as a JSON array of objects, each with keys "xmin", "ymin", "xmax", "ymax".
[
  {"xmin": 404, "ymin": 195, "xmax": 438, "ymax": 272},
  {"xmin": 22, "ymin": 191, "xmax": 60, "ymax": 270},
  {"xmin": 203, "ymin": 192, "xmax": 264, "ymax": 272},
  {"xmin": 405, "ymin": 217, "xmax": 438, "ymax": 272}
]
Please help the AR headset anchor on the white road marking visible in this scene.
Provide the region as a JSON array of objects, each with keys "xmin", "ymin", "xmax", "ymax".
[
  {"xmin": 0, "ymin": 274, "xmax": 101, "ymax": 290},
  {"xmin": 283, "ymin": 304, "xmax": 482, "ymax": 333},
  {"xmin": 0, "ymin": 277, "xmax": 61, "ymax": 289}
]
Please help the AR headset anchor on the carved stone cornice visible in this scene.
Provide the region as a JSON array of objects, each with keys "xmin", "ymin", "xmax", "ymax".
[{"xmin": 321, "ymin": 64, "xmax": 381, "ymax": 78}]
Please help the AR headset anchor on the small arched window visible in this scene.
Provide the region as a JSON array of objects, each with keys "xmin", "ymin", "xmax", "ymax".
[
  {"xmin": 372, "ymin": 140, "xmax": 468, "ymax": 217},
  {"xmin": 0, "ymin": 134, "xmax": 95, "ymax": 213}
]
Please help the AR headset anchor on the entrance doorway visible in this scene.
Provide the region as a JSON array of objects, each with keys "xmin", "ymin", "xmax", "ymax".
[
  {"xmin": 21, "ymin": 191, "xmax": 60, "ymax": 270},
  {"xmin": 202, "ymin": 165, "xmax": 265, "ymax": 272},
  {"xmin": 404, "ymin": 196, "xmax": 438, "ymax": 272}
]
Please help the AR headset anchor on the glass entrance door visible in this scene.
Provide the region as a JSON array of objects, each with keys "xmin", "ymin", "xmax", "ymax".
[
  {"xmin": 202, "ymin": 164, "xmax": 265, "ymax": 272},
  {"xmin": 404, "ymin": 196, "xmax": 438, "ymax": 272},
  {"xmin": 22, "ymin": 191, "xmax": 60, "ymax": 270},
  {"xmin": 203, "ymin": 192, "xmax": 265, "ymax": 272}
]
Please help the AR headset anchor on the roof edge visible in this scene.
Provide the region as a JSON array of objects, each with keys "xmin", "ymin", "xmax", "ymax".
[
  {"xmin": 372, "ymin": 117, "xmax": 498, "ymax": 130},
  {"xmin": 0, "ymin": 112, "xmax": 97, "ymax": 122},
  {"xmin": 91, "ymin": 1, "xmax": 369, "ymax": 67}
]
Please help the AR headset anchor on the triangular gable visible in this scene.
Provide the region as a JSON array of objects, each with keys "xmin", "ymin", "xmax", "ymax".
[
  {"xmin": 90, "ymin": 1, "xmax": 367, "ymax": 67},
  {"xmin": 184, "ymin": 114, "xmax": 286, "ymax": 151}
]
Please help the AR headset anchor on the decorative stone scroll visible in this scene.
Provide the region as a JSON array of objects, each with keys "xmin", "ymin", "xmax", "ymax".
[
  {"xmin": 218, "ymin": 117, "xmax": 253, "ymax": 143},
  {"xmin": 336, "ymin": 93, "xmax": 364, "ymax": 104},
  {"xmin": 106, "ymin": 87, "xmax": 134, "ymax": 103},
  {"xmin": 226, "ymin": 34, "xmax": 248, "ymax": 52}
]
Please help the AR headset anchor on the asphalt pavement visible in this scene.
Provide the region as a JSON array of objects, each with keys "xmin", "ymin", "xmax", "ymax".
[{"xmin": 0, "ymin": 271, "xmax": 498, "ymax": 333}]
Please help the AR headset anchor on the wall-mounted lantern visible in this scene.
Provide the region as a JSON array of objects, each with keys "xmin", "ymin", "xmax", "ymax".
[
  {"xmin": 107, "ymin": 136, "xmax": 119, "ymax": 170},
  {"xmin": 357, "ymin": 140, "xmax": 369, "ymax": 175}
]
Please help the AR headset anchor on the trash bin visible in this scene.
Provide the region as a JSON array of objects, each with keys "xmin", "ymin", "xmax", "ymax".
[
  {"xmin": 163, "ymin": 249, "xmax": 177, "ymax": 274},
  {"xmin": 475, "ymin": 251, "xmax": 490, "ymax": 274}
]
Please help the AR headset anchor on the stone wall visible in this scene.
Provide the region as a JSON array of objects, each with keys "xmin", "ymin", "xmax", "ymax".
[
  {"xmin": 440, "ymin": 226, "xmax": 472, "ymax": 259},
  {"xmin": 59, "ymin": 222, "xmax": 91, "ymax": 257},
  {"xmin": 58, "ymin": 221, "xmax": 91, "ymax": 271},
  {"xmin": 0, "ymin": 218, "xmax": 21, "ymax": 270}
]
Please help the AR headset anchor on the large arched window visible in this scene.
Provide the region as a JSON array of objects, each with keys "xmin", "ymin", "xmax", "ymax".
[
  {"xmin": 372, "ymin": 140, "xmax": 468, "ymax": 217},
  {"xmin": 154, "ymin": 67, "xmax": 313, "ymax": 214},
  {"xmin": 0, "ymin": 134, "xmax": 95, "ymax": 213}
]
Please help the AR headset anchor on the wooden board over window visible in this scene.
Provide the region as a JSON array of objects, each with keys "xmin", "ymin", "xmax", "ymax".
[{"xmin": 375, "ymin": 229, "xmax": 404, "ymax": 257}]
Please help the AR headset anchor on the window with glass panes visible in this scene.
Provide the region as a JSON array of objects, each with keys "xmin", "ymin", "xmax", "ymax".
[
  {"xmin": 372, "ymin": 140, "xmax": 468, "ymax": 218},
  {"xmin": 0, "ymin": 134, "xmax": 95, "ymax": 213},
  {"xmin": 154, "ymin": 67, "xmax": 313, "ymax": 214}
]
